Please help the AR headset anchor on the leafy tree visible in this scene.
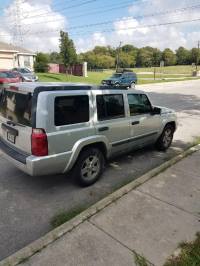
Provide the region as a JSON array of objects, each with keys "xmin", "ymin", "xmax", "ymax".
[
  {"xmin": 190, "ymin": 48, "xmax": 199, "ymax": 64},
  {"xmin": 136, "ymin": 47, "xmax": 153, "ymax": 67},
  {"xmin": 119, "ymin": 52, "xmax": 136, "ymax": 68},
  {"xmin": 152, "ymin": 48, "xmax": 162, "ymax": 66},
  {"xmin": 34, "ymin": 52, "xmax": 49, "ymax": 72},
  {"xmin": 176, "ymin": 47, "xmax": 190, "ymax": 65},
  {"xmin": 96, "ymin": 55, "xmax": 115, "ymax": 69},
  {"xmin": 162, "ymin": 48, "xmax": 176, "ymax": 66},
  {"xmin": 59, "ymin": 31, "xmax": 77, "ymax": 67},
  {"xmin": 49, "ymin": 52, "xmax": 63, "ymax": 64}
]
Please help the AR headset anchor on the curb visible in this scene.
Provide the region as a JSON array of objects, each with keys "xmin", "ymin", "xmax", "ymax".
[{"xmin": 1, "ymin": 144, "xmax": 200, "ymax": 266}]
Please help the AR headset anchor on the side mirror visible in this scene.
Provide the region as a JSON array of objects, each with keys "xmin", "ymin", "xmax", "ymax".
[{"xmin": 151, "ymin": 107, "xmax": 161, "ymax": 115}]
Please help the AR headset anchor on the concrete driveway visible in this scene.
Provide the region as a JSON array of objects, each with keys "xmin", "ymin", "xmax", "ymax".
[{"xmin": 0, "ymin": 80, "xmax": 200, "ymax": 260}]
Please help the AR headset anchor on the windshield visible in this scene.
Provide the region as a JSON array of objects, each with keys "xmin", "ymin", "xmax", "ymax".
[
  {"xmin": 111, "ymin": 73, "xmax": 122, "ymax": 78},
  {"xmin": 19, "ymin": 68, "xmax": 31, "ymax": 74},
  {"xmin": 0, "ymin": 90, "xmax": 32, "ymax": 126},
  {"xmin": 0, "ymin": 71, "xmax": 16, "ymax": 78}
]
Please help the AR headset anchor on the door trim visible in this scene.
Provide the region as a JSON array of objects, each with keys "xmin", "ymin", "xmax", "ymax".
[{"xmin": 112, "ymin": 131, "xmax": 158, "ymax": 147}]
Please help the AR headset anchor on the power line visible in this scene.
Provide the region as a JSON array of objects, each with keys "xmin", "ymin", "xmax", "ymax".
[
  {"xmin": 2, "ymin": 3, "xmax": 200, "ymax": 36},
  {"xmin": 5, "ymin": 1, "xmax": 200, "ymax": 28},
  {"xmin": 15, "ymin": 0, "xmax": 101, "ymax": 21},
  {"xmin": 5, "ymin": 0, "xmax": 135, "ymax": 25},
  {"xmin": 1, "ymin": 16, "xmax": 200, "ymax": 38}
]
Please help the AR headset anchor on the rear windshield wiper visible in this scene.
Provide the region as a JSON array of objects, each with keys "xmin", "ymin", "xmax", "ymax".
[{"xmin": 7, "ymin": 120, "xmax": 26, "ymax": 127}]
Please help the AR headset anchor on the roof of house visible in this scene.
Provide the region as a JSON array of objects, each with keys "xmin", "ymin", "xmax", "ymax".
[{"xmin": 0, "ymin": 41, "xmax": 35, "ymax": 55}]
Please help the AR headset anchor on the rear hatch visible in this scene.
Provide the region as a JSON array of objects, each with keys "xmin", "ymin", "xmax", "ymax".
[{"xmin": 0, "ymin": 86, "xmax": 32, "ymax": 154}]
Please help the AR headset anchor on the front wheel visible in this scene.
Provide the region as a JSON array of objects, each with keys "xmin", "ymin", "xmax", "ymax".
[
  {"xmin": 156, "ymin": 124, "xmax": 174, "ymax": 151},
  {"xmin": 130, "ymin": 82, "xmax": 135, "ymax": 89},
  {"xmin": 74, "ymin": 148, "xmax": 105, "ymax": 187}
]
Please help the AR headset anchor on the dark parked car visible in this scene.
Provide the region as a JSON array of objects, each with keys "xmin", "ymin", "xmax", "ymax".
[
  {"xmin": 102, "ymin": 71, "xmax": 137, "ymax": 88},
  {"xmin": 12, "ymin": 67, "xmax": 38, "ymax": 82}
]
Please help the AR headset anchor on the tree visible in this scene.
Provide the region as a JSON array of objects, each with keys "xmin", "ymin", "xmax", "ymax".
[
  {"xmin": 59, "ymin": 31, "xmax": 77, "ymax": 67},
  {"xmin": 152, "ymin": 48, "xmax": 162, "ymax": 66},
  {"xmin": 119, "ymin": 52, "xmax": 136, "ymax": 68},
  {"xmin": 162, "ymin": 48, "xmax": 176, "ymax": 66},
  {"xmin": 176, "ymin": 47, "xmax": 190, "ymax": 65},
  {"xmin": 34, "ymin": 52, "xmax": 49, "ymax": 73},
  {"xmin": 49, "ymin": 52, "xmax": 63, "ymax": 64},
  {"xmin": 190, "ymin": 48, "xmax": 199, "ymax": 64},
  {"xmin": 136, "ymin": 47, "xmax": 154, "ymax": 67}
]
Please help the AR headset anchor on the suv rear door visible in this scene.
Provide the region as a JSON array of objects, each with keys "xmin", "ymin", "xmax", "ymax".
[
  {"xmin": 0, "ymin": 87, "xmax": 32, "ymax": 154},
  {"xmin": 93, "ymin": 91, "xmax": 130, "ymax": 155},
  {"xmin": 127, "ymin": 93, "xmax": 162, "ymax": 146}
]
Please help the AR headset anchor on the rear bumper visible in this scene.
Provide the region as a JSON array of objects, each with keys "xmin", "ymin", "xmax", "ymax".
[{"xmin": 0, "ymin": 138, "xmax": 72, "ymax": 176}]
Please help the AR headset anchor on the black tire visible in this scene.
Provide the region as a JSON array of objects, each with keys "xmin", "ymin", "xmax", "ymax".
[
  {"xmin": 74, "ymin": 148, "xmax": 105, "ymax": 187},
  {"xmin": 115, "ymin": 82, "xmax": 120, "ymax": 87},
  {"xmin": 129, "ymin": 82, "xmax": 135, "ymax": 89},
  {"xmin": 156, "ymin": 124, "xmax": 174, "ymax": 151}
]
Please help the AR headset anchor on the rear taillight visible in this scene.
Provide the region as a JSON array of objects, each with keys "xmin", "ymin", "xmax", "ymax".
[{"xmin": 31, "ymin": 129, "xmax": 48, "ymax": 156}]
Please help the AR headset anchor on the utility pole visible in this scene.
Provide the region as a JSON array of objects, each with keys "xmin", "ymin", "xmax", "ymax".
[
  {"xmin": 12, "ymin": 0, "xmax": 24, "ymax": 46},
  {"xmin": 116, "ymin": 41, "xmax": 122, "ymax": 72},
  {"xmin": 196, "ymin": 40, "xmax": 200, "ymax": 72}
]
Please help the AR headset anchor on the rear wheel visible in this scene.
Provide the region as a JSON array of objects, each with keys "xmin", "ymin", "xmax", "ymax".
[
  {"xmin": 156, "ymin": 124, "xmax": 174, "ymax": 151},
  {"xmin": 74, "ymin": 148, "xmax": 105, "ymax": 186}
]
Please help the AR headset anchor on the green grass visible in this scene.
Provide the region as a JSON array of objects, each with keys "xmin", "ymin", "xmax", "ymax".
[
  {"xmin": 50, "ymin": 206, "xmax": 86, "ymax": 229},
  {"xmin": 134, "ymin": 253, "xmax": 152, "ymax": 266},
  {"xmin": 164, "ymin": 233, "xmax": 200, "ymax": 266},
  {"xmin": 37, "ymin": 65, "xmax": 199, "ymax": 85}
]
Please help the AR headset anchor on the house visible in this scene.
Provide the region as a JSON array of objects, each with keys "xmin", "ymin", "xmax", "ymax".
[{"xmin": 0, "ymin": 41, "xmax": 36, "ymax": 70}]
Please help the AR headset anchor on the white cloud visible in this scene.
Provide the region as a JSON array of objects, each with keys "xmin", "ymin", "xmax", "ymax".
[
  {"xmin": 0, "ymin": 0, "xmax": 67, "ymax": 52},
  {"xmin": 75, "ymin": 0, "xmax": 200, "ymax": 52},
  {"xmin": 76, "ymin": 32, "xmax": 106, "ymax": 53}
]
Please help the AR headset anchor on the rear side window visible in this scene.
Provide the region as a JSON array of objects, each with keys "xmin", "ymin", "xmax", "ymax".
[
  {"xmin": 0, "ymin": 90, "xmax": 32, "ymax": 126},
  {"xmin": 128, "ymin": 94, "xmax": 152, "ymax": 115},
  {"xmin": 55, "ymin": 95, "xmax": 89, "ymax": 126},
  {"xmin": 96, "ymin": 94, "xmax": 125, "ymax": 121}
]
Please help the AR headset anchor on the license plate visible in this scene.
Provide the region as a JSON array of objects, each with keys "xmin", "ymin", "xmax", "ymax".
[{"xmin": 7, "ymin": 132, "xmax": 16, "ymax": 144}]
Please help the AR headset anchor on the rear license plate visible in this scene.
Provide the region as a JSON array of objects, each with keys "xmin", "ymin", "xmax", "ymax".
[{"xmin": 7, "ymin": 132, "xmax": 16, "ymax": 144}]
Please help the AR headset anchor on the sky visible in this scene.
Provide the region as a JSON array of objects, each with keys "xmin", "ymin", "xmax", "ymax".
[{"xmin": 0, "ymin": 0, "xmax": 200, "ymax": 53}]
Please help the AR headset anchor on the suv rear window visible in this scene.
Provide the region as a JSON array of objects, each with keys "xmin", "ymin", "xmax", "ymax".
[
  {"xmin": 55, "ymin": 95, "xmax": 89, "ymax": 126},
  {"xmin": 0, "ymin": 90, "xmax": 32, "ymax": 126}
]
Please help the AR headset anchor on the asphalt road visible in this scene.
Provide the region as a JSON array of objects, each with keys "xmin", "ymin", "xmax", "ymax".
[{"xmin": 1, "ymin": 80, "xmax": 200, "ymax": 261}]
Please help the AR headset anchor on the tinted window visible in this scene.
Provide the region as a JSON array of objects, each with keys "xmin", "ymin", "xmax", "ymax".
[
  {"xmin": 128, "ymin": 94, "xmax": 152, "ymax": 115},
  {"xmin": 97, "ymin": 94, "xmax": 125, "ymax": 121},
  {"xmin": 0, "ymin": 90, "xmax": 32, "ymax": 126},
  {"xmin": 55, "ymin": 95, "xmax": 89, "ymax": 126},
  {"xmin": 0, "ymin": 71, "xmax": 15, "ymax": 78}
]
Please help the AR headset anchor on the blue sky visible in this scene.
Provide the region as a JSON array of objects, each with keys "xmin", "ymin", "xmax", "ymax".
[{"xmin": 0, "ymin": 0, "xmax": 200, "ymax": 52}]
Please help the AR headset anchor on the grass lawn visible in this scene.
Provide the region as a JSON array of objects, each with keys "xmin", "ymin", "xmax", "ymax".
[
  {"xmin": 37, "ymin": 65, "xmax": 199, "ymax": 85},
  {"xmin": 164, "ymin": 233, "xmax": 200, "ymax": 266}
]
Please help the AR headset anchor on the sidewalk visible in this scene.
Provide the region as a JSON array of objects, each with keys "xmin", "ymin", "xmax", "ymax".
[{"xmin": 15, "ymin": 150, "xmax": 200, "ymax": 265}]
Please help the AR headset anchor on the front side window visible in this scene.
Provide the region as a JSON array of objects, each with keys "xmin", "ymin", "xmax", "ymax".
[
  {"xmin": 128, "ymin": 94, "xmax": 152, "ymax": 116},
  {"xmin": 96, "ymin": 94, "xmax": 125, "ymax": 121},
  {"xmin": 55, "ymin": 95, "xmax": 89, "ymax": 126}
]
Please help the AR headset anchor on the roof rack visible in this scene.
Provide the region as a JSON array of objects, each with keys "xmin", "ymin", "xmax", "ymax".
[{"xmin": 116, "ymin": 68, "xmax": 133, "ymax": 73}]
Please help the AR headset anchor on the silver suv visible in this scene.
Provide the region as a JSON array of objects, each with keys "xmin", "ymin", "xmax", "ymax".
[{"xmin": 0, "ymin": 83, "xmax": 177, "ymax": 186}]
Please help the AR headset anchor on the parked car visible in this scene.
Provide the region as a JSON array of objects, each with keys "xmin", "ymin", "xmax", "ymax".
[
  {"xmin": 102, "ymin": 70, "xmax": 137, "ymax": 88},
  {"xmin": 0, "ymin": 70, "xmax": 21, "ymax": 84},
  {"xmin": 0, "ymin": 83, "xmax": 177, "ymax": 186},
  {"xmin": 12, "ymin": 67, "xmax": 38, "ymax": 82}
]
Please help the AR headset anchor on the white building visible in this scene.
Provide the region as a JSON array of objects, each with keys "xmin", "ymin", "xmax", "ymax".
[{"xmin": 0, "ymin": 41, "xmax": 36, "ymax": 70}]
